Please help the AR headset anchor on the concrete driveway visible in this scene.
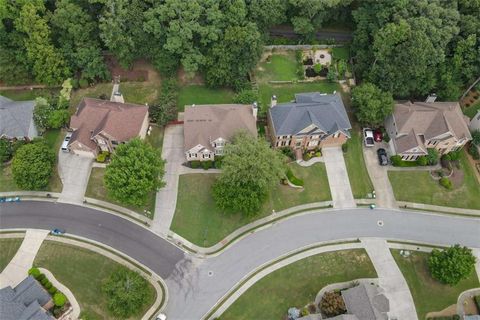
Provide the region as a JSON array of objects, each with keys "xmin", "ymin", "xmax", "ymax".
[
  {"xmin": 322, "ymin": 146, "xmax": 355, "ymax": 208},
  {"xmin": 152, "ymin": 124, "xmax": 185, "ymax": 235},
  {"xmin": 57, "ymin": 151, "xmax": 93, "ymax": 204},
  {"xmin": 363, "ymin": 146, "xmax": 397, "ymax": 208}
]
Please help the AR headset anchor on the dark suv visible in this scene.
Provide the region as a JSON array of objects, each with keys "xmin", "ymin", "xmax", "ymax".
[{"xmin": 377, "ymin": 148, "xmax": 388, "ymax": 166}]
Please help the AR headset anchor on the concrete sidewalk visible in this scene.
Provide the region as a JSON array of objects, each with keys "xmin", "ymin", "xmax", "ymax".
[
  {"xmin": 322, "ymin": 146, "xmax": 355, "ymax": 208},
  {"xmin": 362, "ymin": 238, "xmax": 418, "ymax": 320},
  {"xmin": 0, "ymin": 229, "xmax": 49, "ymax": 287}
]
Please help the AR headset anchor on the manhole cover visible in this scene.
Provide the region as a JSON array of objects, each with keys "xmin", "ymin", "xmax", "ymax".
[
  {"xmin": 208, "ymin": 271, "xmax": 214, "ymax": 277},
  {"xmin": 377, "ymin": 220, "xmax": 384, "ymax": 227}
]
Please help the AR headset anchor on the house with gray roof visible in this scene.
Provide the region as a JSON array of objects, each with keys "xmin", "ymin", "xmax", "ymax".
[
  {"xmin": 385, "ymin": 100, "xmax": 472, "ymax": 161},
  {"xmin": 340, "ymin": 283, "xmax": 389, "ymax": 320},
  {"xmin": 0, "ymin": 276, "xmax": 54, "ymax": 320},
  {"xmin": 0, "ymin": 95, "xmax": 38, "ymax": 140},
  {"xmin": 267, "ymin": 92, "xmax": 351, "ymax": 157}
]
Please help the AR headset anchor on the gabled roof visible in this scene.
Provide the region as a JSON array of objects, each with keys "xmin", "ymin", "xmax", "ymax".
[
  {"xmin": 184, "ymin": 104, "xmax": 257, "ymax": 152},
  {"xmin": 0, "ymin": 95, "xmax": 37, "ymax": 139},
  {"xmin": 269, "ymin": 92, "xmax": 351, "ymax": 137},
  {"xmin": 0, "ymin": 276, "xmax": 53, "ymax": 320},
  {"xmin": 341, "ymin": 283, "xmax": 389, "ymax": 320},
  {"xmin": 69, "ymin": 97, "xmax": 148, "ymax": 151}
]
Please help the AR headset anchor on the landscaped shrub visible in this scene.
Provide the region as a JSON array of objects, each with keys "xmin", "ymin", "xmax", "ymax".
[
  {"xmin": 0, "ymin": 139, "xmax": 13, "ymax": 163},
  {"xmin": 428, "ymin": 245, "xmax": 476, "ymax": 285},
  {"xmin": 96, "ymin": 151, "xmax": 109, "ymax": 163},
  {"xmin": 202, "ymin": 160, "xmax": 213, "ymax": 170},
  {"xmin": 28, "ymin": 267, "xmax": 41, "ymax": 278},
  {"xmin": 190, "ymin": 160, "xmax": 201, "ymax": 169},
  {"xmin": 468, "ymin": 144, "xmax": 479, "ymax": 160},
  {"xmin": 44, "ymin": 281, "xmax": 52, "ymax": 289},
  {"xmin": 37, "ymin": 273, "xmax": 46, "ymax": 282},
  {"xmin": 214, "ymin": 156, "xmax": 224, "ymax": 169},
  {"xmin": 303, "ymin": 152, "xmax": 312, "ymax": 161},
  {"xmin": 426, "ymin": 148, "xmax": 439, "ymax": 165},
  {"xmin": 48, "ymin": 286, "xmax": 57, "ymax": 295},
  {"xmin": 53, "ymin": 292, "xmax": 67, "ymax": 307},
  {"xmin": 320, "ymin": 291, "xmax": 346, "ymax": 317},
  {"xmin": 313, "ymin": 63, "xmax": 322, "ymax": 74},
  {"xmin": 341, "ymin": 142, "xmax": 348, "ymax": 153},
  {"xmin": 280, "ymin": 147, "xmax": 295, "ymax": 160},
  {"xmin": 390, "ymin": 155, "xmax": 402, "ymax": 166},
  {"xmin": 286, "ymin": 168, "xmax": 304, "ymax": 187},
  {"xmin": 233, "ymin": 89, "xmax": 258, "ymax": 104},
  {"xmin": 439, "ymin": 177, "xmax": 453, "ymax": 190},
  {"xmin": 40, "ymin": 277, "xmax": 49, "ymax": 286},
  {"xmin": 78, "ymin": 78, "xmax": 89, "ymax": 89},
  {"xmin": 416, "ymin": 156, "xmax": 428, "ymax": 166},
  {"xmin": 71, "ymin": 78, "xmax": 79, "ymax": 89},
  {"xmin": 300, "ymin": 306, "xmax": 310, "ymax": 316},
  {"xmin": 315, "ymin": 151, "xmax": 322, "ymax": 157}
]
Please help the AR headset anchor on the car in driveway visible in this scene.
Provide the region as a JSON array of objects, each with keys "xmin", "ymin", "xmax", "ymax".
[
  {"xmin": 373, "ymin": 129, "xmax": 383, "ymax": 142},
  {"xmin": 377, "ymin": 148, "xmax": 388, "ymax": 166},
  {"xmin": 61, "ymin": 132, "xmax": 72, "ymax": 152},
  {"xmin": 363, "ymin": 128, "xmax": 375, "ymax": 147}
]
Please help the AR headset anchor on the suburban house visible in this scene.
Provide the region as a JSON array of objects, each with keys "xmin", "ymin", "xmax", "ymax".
[
  {"xmin": 0, "ymin": 95, "xmax": 38, "ymax": 140},
  {"xmin": 385, "ymin": 101, "xmax": 472, "ymax": 161},
  {"xmin": 183, "ymin": 104, "xmax": 258, "ymax": 161},
  {"xmin": 267, "ymin": 92, "xmax": 351, "ymax": 156},
  {"xmin": 0, "ymin": 276, "xmax": 54, "ymax": 320},
  {"xmin": 68, "ymin": 97, "xmax": 149, "ymax": 157}
]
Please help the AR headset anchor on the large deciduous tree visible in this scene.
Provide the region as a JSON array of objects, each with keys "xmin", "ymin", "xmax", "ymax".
[
  {"xmin": 12, "ymin": 142, "xmax": 55, "ymax": 190},
  {"xmin": 212, "ymin": 132, "xmax": 285, "ymax": 215},
  {"xmin": 351, "ymin": 83, "xmax": 394, "ymax": 127},
  {"xmin": 428, "ymin": 245, "xmax": 476, "ymax": 285},
  {"xmin": 105, "ymin": 139, "xmax": 165, "ymax": 206}
]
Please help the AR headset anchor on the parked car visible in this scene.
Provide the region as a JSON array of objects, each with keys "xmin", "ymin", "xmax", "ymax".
[
  {"xmin": 373, "ymin": 129, "xmax": 383, "ymax": 142},
  {"xmin": 0, "ymin": 197, "xmax": 20, "ymax": 203},
  {"xmin": 156, "ymin": 314, "xmax": 167, "ymax": 320},
  {"xmin": 363, "ymin": 128, "xmax": 375, "ymax": 147},
  {"xmin": 50, "ymin": 228, "xmax": 66, "ymax": 236},
  {"xmin": 377, "ymin": 148, "xmax": 388, "ymax": 166},
  {"xmin": 61, "ymin": 132, "xmax": 72, "ymax": 152}
]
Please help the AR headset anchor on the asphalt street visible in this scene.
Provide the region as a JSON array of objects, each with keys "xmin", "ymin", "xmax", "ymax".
[{"xmin": 1, "ymin": 201, "xmax": 479, "ymax": 319}]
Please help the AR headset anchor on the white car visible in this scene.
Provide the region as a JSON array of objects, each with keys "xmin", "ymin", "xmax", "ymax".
[
  {"xmin": 363, "ymin": 128, "xmax": 375, "ymax": 147},
  {"xmin": 61, "ymin": 132, "xmax": 72, "ymax": 152},
  {"xmin": 156, "ymin": 314, "xmax": 167, "ymax": 320}
]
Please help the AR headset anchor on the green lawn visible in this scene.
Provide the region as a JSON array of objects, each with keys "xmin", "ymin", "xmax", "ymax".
[
  {"xmin": 257, "ymin": 52, "xmax": 299, "ymax": 82},
  {"xmin": 34, "ymin": 241, "xmax": 156, "ymax": 320},
  {"xmin": 392, "ymin": 250, "xmax": 479, "ymax": 320},
  {"xmin": 177, "ymin": 85, "xmax": 235, "ymax": 111},
  {"xmin": 0, "ymin": 129, "xmax": 63, "ymax": 192},
  {"xmin": 388, "ymin": 151, "xmax": 480, "ymax": 210},
  {"xmin": 0, "ymin": 88, "xmax": 59, "ymax": 101},
  {"xmin": 331, "ymin": 46, "xmax": 350, "ymax": 60},
  {"xmin": 464, "ymin": 100, "xmax": 480, "ymax": 119},
  {"xmin": 0, "ymin": 238, "xmax": 23, "ymax": 272},
  {"xmin": 220, "ymin": 249, "xmax": 377, "ymax": 320},
  {"xmin": 344, "ymin": 130, "xmax": 374, "ymax": 198},
  {"xmin": 258, "ymin": 81, "xmax": 340, "ymax": 115},
  {"xmin": 70, "ymin": 82, "xmax": 159, "ymax": 113},
  {"xmin": 171, "ymin": 163, "xmax": 331, "ymax": 247}
]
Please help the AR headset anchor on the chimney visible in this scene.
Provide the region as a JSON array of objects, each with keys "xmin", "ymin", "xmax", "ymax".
[
  {"xmin": 252, "ymin": 102, "xmax": 258, "ymax": 120},
  {"xmin": 271, "ymin": 95, "xmax": 277, "ymax": 108},
  {"xmin": 425, "ymin": 94, "xmax": 437, "ymax": 103}
]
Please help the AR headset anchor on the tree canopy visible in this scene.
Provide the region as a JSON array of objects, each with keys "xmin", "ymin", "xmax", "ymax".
[
  {"xmin": 105, "ymin": 139, "xmax": 165, "ymax": 206},
  {"xmin": 12, "ymin": 142, "xmax": 55, "ymax": 190},
  {"xmin": 212, "ymin": 132, "xmax": 285, "ymax": 216},
  {"xmin": 428, "ymin": 245, "xmax": 476, "ymax": 285},
  {"xmin": 351, "ymin": 83, "xmax": 394, "ymax": 127}
]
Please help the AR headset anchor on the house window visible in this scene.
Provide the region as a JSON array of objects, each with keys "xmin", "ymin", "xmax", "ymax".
[
  {"xmin": 295, "ymin": 141, "xmax": 302, "ymax": 147},
  {"xmin": 112, "ymin": 140, "xmax": 118, "ymax": 145}
]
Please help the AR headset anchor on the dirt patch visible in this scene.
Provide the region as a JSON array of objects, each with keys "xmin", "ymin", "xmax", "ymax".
[
  {"xmin": 177, "ymin": 67, "xmax": 204, "ymax": 86},
  {"xmin": 461, "ymin": 89, "xmax": 479, "ymax": 108},
  {"xmin": 449, "ymin": 167, "xmax": 465, "ymax": 188},
  {"xmin": 426, "ymin": 304, "xmax": 457, "ymax": 319},
  {"xmin": 105, "ymin": 55, "xmax": 160, "ymax": 83}
]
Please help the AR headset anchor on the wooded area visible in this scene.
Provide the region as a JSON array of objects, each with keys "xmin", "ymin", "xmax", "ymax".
[{"xmin": 1, "ymin": 0, "xmax": 479, "ymax": 99}]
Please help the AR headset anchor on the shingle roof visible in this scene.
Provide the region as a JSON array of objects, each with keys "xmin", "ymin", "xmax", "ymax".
[
  {"xmin": 183, "ymin": 104, "xmax": 257, "ymax": 152},
  {"xmin": 69, "ymin": 97, "xmax": 148, "ymax": 151},
  {"xmin": 341, "ymin": 284, "xmax": 389, "ymax": 320},
  {"xmin": 268, "ymin": 92, "xmax": 351, "ymax": 136},
  {"xmin": 0, "ymin": 276, "xmax": 53, "ymax": 320},
  {"xmin": 0, "ymin": 95, "xmax": 37, "ymax": 139},
  {"xmin": 392, "ymin": 101, "xmax": 472, "ymax": 153}
]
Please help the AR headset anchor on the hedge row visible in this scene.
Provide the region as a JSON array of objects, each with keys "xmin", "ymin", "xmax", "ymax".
[
  {"xmin": 286, "ymin": 168, "xmax": 304, "ymax": 186},
  {"xmin": 28, "ymin": 267, "xmax": 67, "ymax": 307}
]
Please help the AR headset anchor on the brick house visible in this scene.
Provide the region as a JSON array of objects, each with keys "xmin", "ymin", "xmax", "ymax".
[
  {"xmin": 68, "ymin": 97, "xmax": 149, "ymax": 157},
  {"xmin": 267, "ymin": 92, "xmax": 351, "ymax": 155},
  {"xmin": 184, "ymin": 104, "xmax": 258, "ymax": 161},
  {"xmin": 385, "ymin": 101, "xmax": 472, "ymax": 161}
]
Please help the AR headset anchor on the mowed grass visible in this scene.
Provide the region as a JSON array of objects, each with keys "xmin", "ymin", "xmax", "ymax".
[
  {"xmin": 0, "ymin": 238, "xmax": 23, "ymax": 272},
  {"xmin": 85, "ymin": 126, "xmax": 163, "ymax": 217},
  {"xmin": 0, "ymin": 129, "xmax": 63, "ymax": 192},
  {"xmin": 257, "ymin": 52, "xmax": 299, "ymax": 82},
  {"xmin": 34, "ymin": 241, "xmax": 156, "ymax": 320},
  {"xmin": 388, "ymin": 151, "xmax": 480, "ymax": 209},
  {"xmin": 171, "ymin": 163, "xmax": 331, "ymax": 247},
  {"xmin": 177, "ymin": 85, "xmax": 235, "ymax": 111},
  {"xmin": 464, "ymin": 100, "xmax": 480, "ymax": 119},
  {"xmin": 344, "ymin": 130, "xmax": 374, "ymax": 198},
  {"xmin": 332, "ymin": 46, "xmax": 350, "ymax": 60},
  {"xmin": 220, "ymin": 249, "xmax": 377, "ymax": 320},
  {"xmin": 0, "ymin": 88, "xmax": 59, "ymax": 101},
  {"xmin": 258, "ymin": 81, "xmax": 340, "ymax": 115},
  {"xmin": 391, "ymin": 250, "xmax": 479, "ymax": 320}
]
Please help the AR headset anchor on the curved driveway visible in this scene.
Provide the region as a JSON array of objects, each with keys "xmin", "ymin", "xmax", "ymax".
[{"xmin": 1, "ymin": 202, "xmax": 479, "ymax": 319}]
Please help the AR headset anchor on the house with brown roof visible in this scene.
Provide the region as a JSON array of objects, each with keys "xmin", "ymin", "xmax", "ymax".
[
  {"xmin": 68, "ymin": 97, "xmax": 149, "ymax": 157},
  {"xmin": 183, "ymin": 104, "xmax": 258, "ymax": 162},
  {"xmin": 385, "ymin": 101, "xmax": 472, "ymax": 161}
]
